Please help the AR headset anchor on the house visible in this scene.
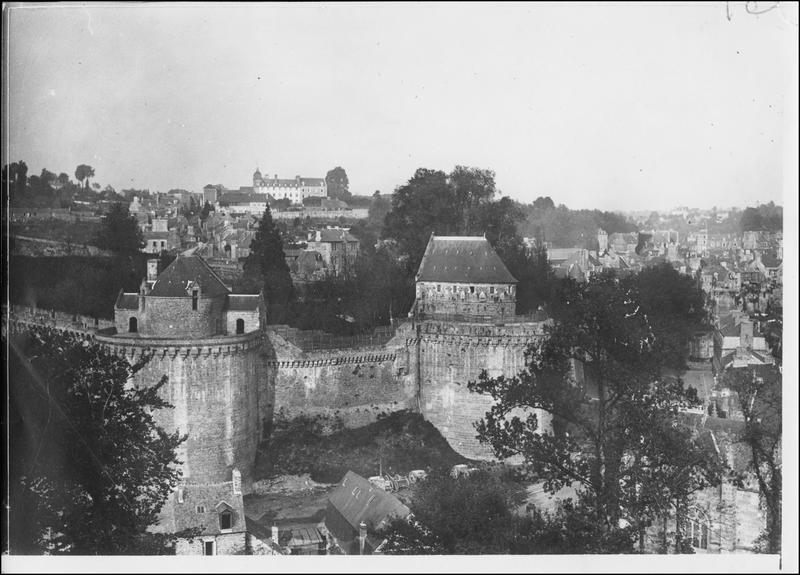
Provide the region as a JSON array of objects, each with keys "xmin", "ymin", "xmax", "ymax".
[
  {"xmin": 325, "ymin": 471, "xmax": 411, "ymax": 555},
  {"xmin": 113, "ymin": 255, "xmax": 264, "ymax": 338},
  {"xmin": 712, "ymin": 312, "xmax": 773, "ymax": 373},
  {"xmin": 411, "ymin": 234, "xmax": 517, "ymax": 319},
  {"xmin": 166, "ymin": 469, "xmax": 284, "ymax": 555},
  {"xmin": 307, "ymin": 228, "xmax": 360, "ymax": 277},
  {"xmin": 608, "ymin": 232, "xmax": 639, "ymax": 255},
  {"xmin": 270, "ymin": 523, "xmax": 329, "ymax": 555},
  {"xmin": 645, "ymin": 414, "xmax": 764, "ymax": 554}
]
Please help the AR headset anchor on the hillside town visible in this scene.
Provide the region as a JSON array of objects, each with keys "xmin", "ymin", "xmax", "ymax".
[{"xmin": 4, "ymin": 155, "xmax": 786, "ymax": 559}]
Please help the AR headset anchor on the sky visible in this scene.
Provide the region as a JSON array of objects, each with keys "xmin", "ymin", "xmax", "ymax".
[{"xmin": 4, "ymin": 2, "xmax": 798, "ymax": 212}]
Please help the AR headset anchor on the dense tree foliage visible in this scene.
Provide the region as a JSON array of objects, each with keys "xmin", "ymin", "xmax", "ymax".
[
  {"xmin": 382, "ymin": 166, "xmax": 522, "ymax": 271},
  {"xmin": 2, "ymin": 161, "xmax": 29, "ymax": 201},
  {"xmin": 93, "ymin": 203, "xmax": 144, "ymax": 255},
  {"xmin": 9, "ymin": 255, "xmax": 147, "ymax": 319},
  {"xmin": 739, "ymin": 202, "xmax": 782, "ymax": 233},
  {"xmin": 242, "ymin": 205, "xmax": 294, "ymax": 322},
  {"xmin": 378, "ymin": 468, "xmax": 529, "ymax": 554},
  {"xmin": 74, "ymin": 164, "xmax": 95, "ymax": 189},
  {"xmin": 325, "ymin": 166, "xmax": 350, "ymax": 200},
  {"xmin": 7, "ymin": 327, "xmax": 190, "ymax": 554},
  {"xmin": 378, "ymin": 468, "xmax": 636, "ymax": 554},
  {"xmin": 518, "ymin": 204, "xmax": 638, "ymax": 249},
  {"xmin": 724, "ymin": 365, "xmax": 782, "ymax": 554},
  {"xmin": 469, "ymin": 270, "xmax": 723, "ymax": 552}
]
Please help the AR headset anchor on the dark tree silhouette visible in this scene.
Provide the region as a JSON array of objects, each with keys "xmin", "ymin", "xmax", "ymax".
[
  {"xmin": 7, "ymin": 327, "xmax": 191, "ymax": 554},
  {"xmin": 94, "ymin": 203, "xmax": 144, "ymax": 255},
  {"xmin": 74, "ymin": 164, "xmax": 95, "ymax": 190},
  {"xmin": 325, "ymin": 166, "xmax": 350, "ymax": 200},
  {"xmin": 242, "ymin": 205, "xmax": 294, "ymax": 322}
]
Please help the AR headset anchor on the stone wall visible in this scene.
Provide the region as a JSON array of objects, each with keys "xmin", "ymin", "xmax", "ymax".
[
  {"xmin": 133, "ymin": 294, "xmax": 228, "ymax": 338},
  {"xmin": 225, "ymin": 309, "xmax": 260, "ymax": 335},
  {"xmin": 265, "ymin": 324, "xmax": 418, "ymax": 431},
  {"xmin": 415, "ymin": 280, "xmax": 516, "ymax": 318},
  {"xmin": 176, "ymin": 532, "xmax": 248, "ymax": 555},
  {"xmin": 95, "ymin": 331, "xmax": 263, "ymax": 489},
  {"xmin": 416, "ymin": 319, "xmax": 550, "ymax": 460}
]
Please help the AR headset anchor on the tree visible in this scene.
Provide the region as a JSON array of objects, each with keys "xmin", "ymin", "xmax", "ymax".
[
  {"xmin": 200, "ymin": 200, "xmax": 213, "ymax": 222},
  {"xmin": 242, "ymin": 205, "xmax": 294, "ymax": 322},
  {"xmin": 469, "ymin": 271, "xmax": 723, "ymax": 552},
  {"xmin": 94, "ymin": 203, "xmax": 144, "ymax": 255},
  {"xmin": 57, "ymin": 172, "xmax": 70, "ymax": 186},
  {"xmin": 739, "ymin": 207, "xmax": 763, "ymax": 232},
  {"xmin": 382, "ymin": 167, "xmax": 503, "ymax": 271},
  {"xmin": 382, "ymin": 168, "xmax": 458, "ymax": 270},
  {"xmin": 533, "ymin": 196, "xmax": 555, "ymax": 211},
  {"xmin": 325, "ymin": 166, "xmax": 350, "ymax": 200},
  {"xmin": 40, "ymin": 168, "xmax": 57, "ymax": 187},
  {"xmin": 75, "ymin": 164, "xmax": 95, "ymax": 190},
  {"xmin": 2, "ymin": 161, "xmax": 28, "ymax": 200},
  {"xmin": 724, "ymin": 365, "xmax": 782, "ymax": 553},
  {"xmin": 7, "ymin": 326, "xmax": 190, "ymax": 554},
  {"xmin": 378, "ymin": 468, "xmax": 529, "ymax": 554}
]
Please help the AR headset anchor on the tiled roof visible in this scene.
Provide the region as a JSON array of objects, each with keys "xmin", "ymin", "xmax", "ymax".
[
  {"xmin": 547, "ymin": 247, "xmax": 584, "ymax": 263},
  {"xmin": 416, "ymin": 235, "xmax": 517, "ymax": 284},
  {"xmin": 327, "ymin": 471, "xmax": 410, "ymax": 535},
  {"xmin": 149, "ymin": 255, "xmax": 230, "ymax": 297},
  {"xmin": 312, "ymin": 229, "xmax": 359, "ymax": 243},
  {"xmin": 225, "ymin": 294, "xmax": 261, "ymax": 311},
  {"xmin": 220, "ymin": 190, "xmax": 268, "ymax": 204},
  {"xmin": 116, "ymin": 292, "xmax": 139, "ymax": 310}
]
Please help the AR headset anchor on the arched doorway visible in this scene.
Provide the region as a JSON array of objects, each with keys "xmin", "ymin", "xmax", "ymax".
[{"xmin": 129, "ymin": 317, "xmax": 138, "ymax": 333}]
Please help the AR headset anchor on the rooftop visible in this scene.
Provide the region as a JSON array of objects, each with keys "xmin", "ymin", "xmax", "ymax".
[
  {"xmin": 149, "ymin": 255, "xmax": 230, "ymax": 298},
  {"xmin": 416, "ymin": 235, "xmax": 517, "ymax": 284}
]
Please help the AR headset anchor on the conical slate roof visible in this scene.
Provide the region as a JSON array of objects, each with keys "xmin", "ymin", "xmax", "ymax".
[
  {"xmin": 149, "ymin": 255, "xmax": 230, "ymax": 297},
  {"xmin": 416, "ymin": 235, "xmax": 517, "ymax": 284}
]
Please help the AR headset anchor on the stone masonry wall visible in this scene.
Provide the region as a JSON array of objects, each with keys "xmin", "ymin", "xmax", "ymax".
[
  {"xmin": 265, "ymin": 324, "xmax": 418, "ymax": 431},
  {"xmin": 95, "ymin": 331, "xmax": 262, "ymax": 489},
  {"xmin": 416, "ymin": 319, "xmax": 550, "ymax": 460},
  {"xmin": 137, "ymin": 294, "xmax": 228, "ymax": 338}
]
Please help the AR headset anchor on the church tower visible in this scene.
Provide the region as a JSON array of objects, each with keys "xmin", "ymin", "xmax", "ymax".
[{"xmin": 253, "ymin": 167, "xmax": 264, "ymax": 190}]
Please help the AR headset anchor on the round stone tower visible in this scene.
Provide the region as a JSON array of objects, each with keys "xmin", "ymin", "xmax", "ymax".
[{"xmin": 97, "ymin": 255, "xmax": 267, "ymax": 531}]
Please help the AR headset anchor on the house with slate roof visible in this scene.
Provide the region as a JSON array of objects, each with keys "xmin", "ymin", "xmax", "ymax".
[
  {"xmin": 114, "ymin": 255, "xmax": 264, "ymax": 338},
  {"xmin": 307, "ymin": 227, "xmax": 360, "ymax": 277},
  {"xmin": 325, "ymin": 471, "xmax": 411, "ymax": 555},
  {"xmin": 412, "ymin": 234, "xmax": 517, "ymax": 319}
]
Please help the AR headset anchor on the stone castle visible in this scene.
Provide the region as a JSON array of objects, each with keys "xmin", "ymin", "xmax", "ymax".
[{"xmin": 96, "ymin": 234, "xmax": 550, "ymax": 531}]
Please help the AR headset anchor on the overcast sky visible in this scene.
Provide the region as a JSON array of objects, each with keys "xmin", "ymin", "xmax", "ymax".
[{"xmin": 4, "ymin": 2, "xmax": 798, "ymax": 212}]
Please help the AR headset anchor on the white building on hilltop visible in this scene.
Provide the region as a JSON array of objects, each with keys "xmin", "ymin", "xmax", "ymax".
[{"xmin": 252, "ymin": 167, "xmax": 327, "ymax": 204}]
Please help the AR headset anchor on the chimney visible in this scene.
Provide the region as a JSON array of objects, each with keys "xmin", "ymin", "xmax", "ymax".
[
  {"xmin": 271, "ymin": 525, "xmax": 279, "ymax": 545},
  {"xmin": 358, "ymin": 522, "xmax": 367, "ymax": 555},
  {"xmin": 232, "ymin": 468, "xmax": 241, "ymax": 495},
  {"xmin": 147, "ymin": 259, "xmax": 159, "ymax": 282}
]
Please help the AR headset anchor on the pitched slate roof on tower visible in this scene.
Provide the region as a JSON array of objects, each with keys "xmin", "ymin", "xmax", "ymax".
[
  {"xmin": 416, "ymin": 235, "xmax": 517, "ymax": 284},
  {"xmin": 149, "ymin": 255, "xmax": 230, "ymax": 297}
]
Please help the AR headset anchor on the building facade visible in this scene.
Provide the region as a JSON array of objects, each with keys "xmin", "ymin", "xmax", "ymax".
[
  {"xmin": 252, "ymin": 168, "xmax": 327, "ymax": 204},
  {"xmin": 412, "ymin": 235, "xmax": 517, "ymax": 319}
]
